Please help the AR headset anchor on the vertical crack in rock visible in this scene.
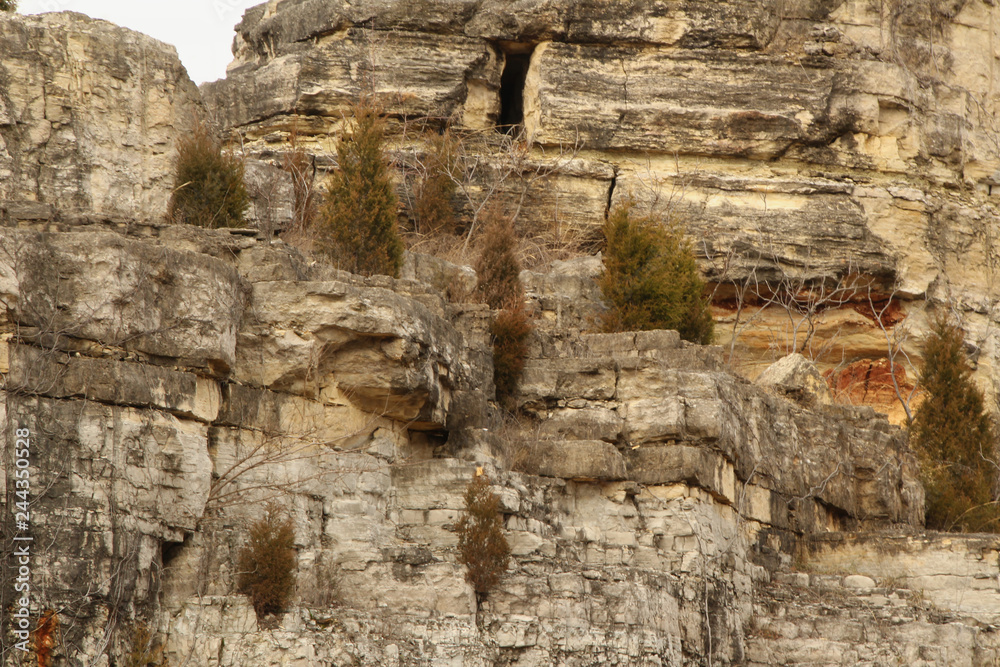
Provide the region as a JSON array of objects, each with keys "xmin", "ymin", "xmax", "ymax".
[
  {"xmin": 605, "ymin": 167, "xmax": 619, "ymax": 220},
  {"xmin": 620, "ymin": 56, "xmax": 629, "ymax": 112}
]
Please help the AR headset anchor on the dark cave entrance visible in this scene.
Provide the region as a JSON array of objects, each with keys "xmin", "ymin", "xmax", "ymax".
[{"xmin": 497, "ymin": 44, "xmax": 535, "ymax": 133}]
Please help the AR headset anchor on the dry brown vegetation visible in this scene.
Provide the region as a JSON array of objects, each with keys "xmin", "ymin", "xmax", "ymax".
[
  {"xmin": 236, "ymin": 504, "xmax": 297, "ymax": 618},
  {"xmin": 474, "ymin": 205, "xmax": 524, "ymax": 310},
  {"xmin": 169, "ymin": 124, "xmax": 250, "ymax": 229},
  {"xmin": 491, "ymin": 306, "xmax": 532, "ymax": 408},
  {"xmin": 456, "ymin": 474, "xmax": 511, "ymax": 594}
]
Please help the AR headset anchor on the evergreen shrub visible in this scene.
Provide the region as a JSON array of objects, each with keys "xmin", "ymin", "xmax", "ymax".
[
  {"xmin": 912, "ymin": 315, "xmax": 1000, "ymax": 532},
  {"xmin": 413, "ymin": 130, "xmax": 458, "ymax": 235},
  {"xmin": 168, "ymin": 125, "xmax": 249, "ymax": 228},
  {"xmin": 316, "ymin": 99, "xmax": 403, "ymax": 277},
  {"xmin": 598, "ymin": 199, "xmax": 714, "ymax": 344},
  {"xmin": 456, "ymin": 473, "xmax": 511, "ymax": 594}
]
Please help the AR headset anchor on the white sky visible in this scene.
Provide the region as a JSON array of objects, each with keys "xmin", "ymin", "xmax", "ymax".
[{"xmin": 17, "ymin": 0, "xmax": 266, "ymax": 85}]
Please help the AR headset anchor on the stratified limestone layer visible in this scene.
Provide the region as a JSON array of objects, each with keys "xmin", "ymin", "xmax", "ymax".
[
  {"xmin": 202, "ymin": 0, "xmax": 1000, "ymax": 406},
  {"xmin": 0, "ymin": 221, "xmax": 921, "ymax": 667},
  {"xmin": 0, "ymin": 5, "xmax": 994, "ymax": 666}
]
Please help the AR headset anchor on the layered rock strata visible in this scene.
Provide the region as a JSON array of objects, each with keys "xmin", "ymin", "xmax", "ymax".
[
  {"xmin": 203, "ymin": 0, "xmax": 1000, "ymax": 414},
  {"xmin": 0, "ymin": 219, "xmax": 922, "ymax": 666},
  {"xmin": 0, "ymin": 7, "xmax": 996, "ymax": 667}
]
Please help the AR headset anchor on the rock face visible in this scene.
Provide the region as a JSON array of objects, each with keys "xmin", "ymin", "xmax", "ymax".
[
  {"xmin": 0, "ymin": 220, "xmax": 922, "ymax": 667},
  {"xmin": 0, "ymin": 218, "xmax": 489, "ymax": 665},
  {"xmin": 749, "ymin": 532, "xmax": 1000, "ymax": 664},
  {"xmin": 0, "ymin": 215, "xmax": 987, "ymax": 667},
  {"xmin": 0, "ymin": 12, "xmax": 202, "ymax": 222},
  {"xmin": 1, "ymin": 5, "xmax": 999, "ymax": 667},
  {"xmin": 203, "ymin": 0, "xmax": 1000, "ymax": 415},
  {"xmin": 515, "ymin": 330, "xmax": 921, "ymax": 535}
]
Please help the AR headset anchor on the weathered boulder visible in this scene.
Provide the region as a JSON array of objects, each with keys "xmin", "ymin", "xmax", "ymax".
[
  {"xmin": 228, "ymin": 0, "xmax": 782, "ymax": 65},
  {"xmin": 627, "ymin": 445, "xmax": 736, "ymax": 503},
  {"xmin": 757, "ymin": 353, "xmax": 833, "ymax": 406},
  {"xmin": 206, "ymin": 29, "xmax": 496, "ymax": 131},
  {"xmin": 401, "ymin": 250, "xmax": 477, "ymax": 300},
  {"xmin": 0, "ymin": 12, "xmax": 201, "ymax": 221},
  {"xmin": 522, "ymin": 439, "xmax": 627, "ymax": 481},
  {"xmin": 521, "ymin": 254, "xmax": 605, "ymax": 331},
  {"xmin": 517, "ymin": 330, "xmax": 924, "ymax": 533},
  {"xmin": 235, "ymin": 277, "xmax": 468, "ymax": 428},
  {"xmin": 6, "ymin": 342, "xmax": 222, "ymax": 422}
]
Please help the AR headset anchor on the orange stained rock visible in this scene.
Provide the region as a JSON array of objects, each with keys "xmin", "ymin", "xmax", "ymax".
[{"xmin": 35, "ymin": 610, "xmax": 58, "ymax": 667}]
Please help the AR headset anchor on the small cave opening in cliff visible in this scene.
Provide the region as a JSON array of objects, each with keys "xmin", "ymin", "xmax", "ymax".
[
  {"xmin": 497, "ymin": 43, "xmax": 535, "ymax": 133},
  {"xmin": 161, "ymin": 537, "xmax": 187, "ymax": 570}
]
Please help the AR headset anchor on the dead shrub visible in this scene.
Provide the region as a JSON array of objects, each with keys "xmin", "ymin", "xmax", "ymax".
[
  {"xmin": 456, "ymin": 473, "xmax": 511, "ymax": 595},
  {"xmin": 122, "ymin": 622, "xmax": 167, "ymax": 667},
  {"xmin": 283, "ymin": 136, "xmax": 318, "ymax": 233},
  {"xmin": 301, "ymin": 558, "xmax": 340, "ymax": 609},
  {"xmin": 491, "ymin": 411, "xmax": 540, "ymax": 472},
  {"xmin": 475, "ymin": 205, "xmax": 524, "ymax": 310},
  {"xmin": 413, "ymin": 130, "xmax": 459, "ymax": 235},
  {"xmin": 236, "ymin": 504, "xmax": 297, "ymax": 618},
  {"xmin": 491, "ymin": 305, "xmax": 532, "ymax": 407}
]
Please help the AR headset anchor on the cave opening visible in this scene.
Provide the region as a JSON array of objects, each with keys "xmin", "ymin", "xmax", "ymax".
[
  {"xmin": 161, "ymin": 536, "xmax": 186, "ymax": 570},
  {"xmin": 497, "ymin": 44, "xmax": 535, "ymax": 133}
]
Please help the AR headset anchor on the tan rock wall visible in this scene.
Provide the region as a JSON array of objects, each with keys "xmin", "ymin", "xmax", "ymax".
[
  {"xmin": 202, "ymin": 0, "xmax": 1000, "ymax": 416},
  {"xmin": 0, "ymin": 220, "xmax": 917, "ymax": 667},
  {"xmin": 1, "ymin": 5, "xmax": 998, "ymax": 666},
  {"xmin": 0, "ymin": 12, "xmax": 202, "ymax": 222}
]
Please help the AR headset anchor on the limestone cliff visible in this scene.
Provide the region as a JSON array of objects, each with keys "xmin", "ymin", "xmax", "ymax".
[
  {"xmin": 1, "ymin": 6, "xmax": 1000, "ymax": 667},
  {"xmin": 0, "ymin": 12, "xmax": 202, "ymax": 223},
  {"xmin": 203, "ymin": 0, "xmax": 1000, "ymax": 424},
  {"xmin": 0, "ymin": 215, "xmax": 931, "ymax": 666}
]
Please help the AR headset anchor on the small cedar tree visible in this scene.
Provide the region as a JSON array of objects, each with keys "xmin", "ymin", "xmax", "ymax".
[
  {"xmin": 456, "ymin": 473, "xmax": 511, "ymax": 594},
  {"xmin": 911, "ymin": 315, "xmax": 1000, "ymax": 532},
  {"xmin": 491, "ymin": 305, "xmax": 532, "ymax": 407},
  {"xmin": 168, "ymin": 124, "xmax": 249, "ymax": 228},
  {"xmin": 413, "ymin": 130, "xmax": 458, "ymax": 235},
  {"xmin": 317, "ymin": 99, "xmax": 403, "ymax": 277},
  {"xmin": 599, "ymin": 200, "xmax": 714, "ymax": 344},
  {"xmin": 237, "ymin": 504, "xmax": 297, "ymax": 618},
  {"xmin": 475, "ymin": 206, "xmax": 523, "ymax": 310},
  {"xmin": 1, "ymin": 1, "xmax": 16, "ymax": 11}
]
